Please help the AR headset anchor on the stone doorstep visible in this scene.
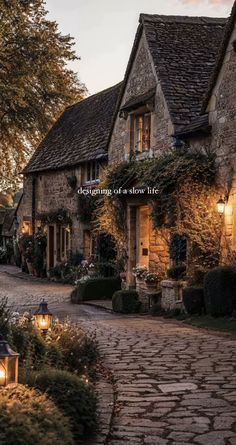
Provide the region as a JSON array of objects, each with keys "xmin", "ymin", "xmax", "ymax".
[{"xmin": 85, "ymin": 374, "xmax": 114, "ymax": 445}]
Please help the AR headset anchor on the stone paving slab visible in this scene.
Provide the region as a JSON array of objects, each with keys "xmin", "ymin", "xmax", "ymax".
[
  {"xmin": 78, "ymin": 317, "xmax": 236, "ymax": 445},
  {"xmin": 1, "ymin": 266, "xmax": 236, "ymax": 445}
]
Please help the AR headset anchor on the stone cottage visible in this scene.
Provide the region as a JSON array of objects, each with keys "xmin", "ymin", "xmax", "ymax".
[
  {"xmin": 17, "ymin": 83, "xmax": 121, "ymax": 270},
  {"xmin": 177, "ymin": 1, "xmax": 236, "ymax": 264},
  {"xmin": 107, "ymin": 13, "xmax": 226, "ymax": 305}
]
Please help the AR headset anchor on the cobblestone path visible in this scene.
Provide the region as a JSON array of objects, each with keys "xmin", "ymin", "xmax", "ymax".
[
  {"xmin": 79, "ymin": 315, "xmax": 236, "ymax": 445},
  {"xmin": 1, "ymin": 266, "xmax": 236, "ymax": 444}
]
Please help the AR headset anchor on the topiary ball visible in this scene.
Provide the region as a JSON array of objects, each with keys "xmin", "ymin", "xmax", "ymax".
[
  {"xmin": 0, "ymin": 384, "xmax": 74, "ymax": 445},
  {"xmin": 25, "ymin": 369, "xmax": 97, "ymax": 441}
]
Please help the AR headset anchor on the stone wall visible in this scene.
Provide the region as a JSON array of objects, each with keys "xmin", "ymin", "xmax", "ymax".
[
  {"xmin": 161, "ymin": 280, "xmax": 187, "ymax": 312},
  {"xmin": 206, "ymin": 23, "xmax": 236, "ymax": 256},
  {"xmin": 17, "ymin": 163, "xmax": 102, "ymax": 257},
  {"xmin": 108, "ymin": 32, "xmax": 173, "ymax": 165}
]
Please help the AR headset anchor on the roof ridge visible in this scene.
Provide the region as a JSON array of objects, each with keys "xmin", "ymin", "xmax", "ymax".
[
  {"xmin": 140, "ymin": 13, "xmax": 227, "ymax": 25},
  {"xmin": 66, "ymin": 81, "xmax": 123, "ymax": 111}
]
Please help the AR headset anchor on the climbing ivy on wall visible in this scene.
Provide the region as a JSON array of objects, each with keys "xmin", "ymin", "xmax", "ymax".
[{"xmin": 96, "ymin": 149, "xmax": 222, "ymax": 272}]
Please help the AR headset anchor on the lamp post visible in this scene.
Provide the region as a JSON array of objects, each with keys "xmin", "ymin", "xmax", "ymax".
[
  {"xmin": 0, "ymin": 334, "xmax": 19, "ymax": 387},
  {"xmin": 34, "ymin": 300, "xmax": 53, "ymax": 335}
]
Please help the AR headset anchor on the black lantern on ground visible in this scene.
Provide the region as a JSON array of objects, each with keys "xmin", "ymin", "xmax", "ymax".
[
  {"xmin": 34, "ymin": 300, "xmax": 53, "ymax": 335},
  {"xmin": 0, "ymin": 334, "xmax": 19, "ymax": 387}
]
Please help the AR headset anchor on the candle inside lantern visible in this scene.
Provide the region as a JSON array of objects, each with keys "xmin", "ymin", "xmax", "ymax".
[
  {"xmin": 0, "ymin": 366, "xmax": 6, "ymax": 386},
  {"xmin": 34, "ymin": 300, "xmax": 53, "ymax": 334}
]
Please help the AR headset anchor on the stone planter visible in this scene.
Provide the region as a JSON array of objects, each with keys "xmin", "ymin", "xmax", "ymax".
[
  {"xmin": 160, "ymin": 279, "xmax": 187, "ymax": 312},
  {"xmin": 135, "ymin": 278, "xmax": 159, "ymax": 312}
]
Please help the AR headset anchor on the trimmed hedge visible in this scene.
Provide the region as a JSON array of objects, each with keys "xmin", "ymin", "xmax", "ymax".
[
  {"xmin": 204, "ymin": 266, "xmax": 236, "ymax": 316},
  {"xmin": 167, "ymin": 264, "xmax": 186, "ymax": 280},
  {"xmin": 183, "ymin": 286, "xmax": 205, "ymax": 315},
  {"xmin": 71, "ymin": 277, "xmax": 121, "ymax": 303},
  {"xmin": 112, "ymin": 290, "xmax": 141, "ymax": 313},
  {"xmin": 25, "ymin": 369, "xmax": 97, "ymax": 441},
  {"xmin": 0, "ymin": 385, "xmax": 74, "ymax": 445}
]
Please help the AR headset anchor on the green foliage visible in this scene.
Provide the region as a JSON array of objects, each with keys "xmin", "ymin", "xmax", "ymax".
[
  {"xmin": 0, "ymin": 0, "xmax": 85, "ymax": 190},
  {"xmin": 167, "ymin": 264, "xmax": 186, "ymax": 280},
  {"xmin": 183, "ymin": 286, "xmax": 205, "ymax": 315},
  {"xmin": 11, "ymin": 324, "xmax": 47, "ymax": 370},
  {"xmin": 47, "ymin": 321, "xmax": 98, "ymax": 375},
  {"xmin": 77, "ymin": 194, "xmax": 98, "ymax": 224},
  {"xmin": 33, "ymin": 232, "xmax": 47, "ymax": 276},
  {"xmin": 112, "ymin": 290, "xmax": 141, "ymax": 313},
  {"xmin": 96, "ymin": 162, "xmax": 143, "ymax": 252},
  {"xmin": 25, "ymin": 369, "xmax": 97, "ymax": 441},
  {"xmin": 71, "ymin": 277, "xmax": 121, "ymax": 302},
  {"xmin": 67, "ymin": 175, "xmax": 77, "ymax": 189},
  {"xmin": 69, "ymin": 251, "xmax": 84, "ymax": 266},
  {"xmin": 37, "ymin": 209, "xmax": 72, "ymax": 225},
  {"xmin": 143, "ymin": 150, "xmax": 216, "ymax": 228},
  {"xmin": 204, "ymin": 266, "xmax": 236, "ymax": 317},
  {"xmin": 0, "ymin": 384, "xmax": 75, "ymax": 445},
  {"xmin": 0, "ymin": 296, "xmax": 11, "ymax": 338}
]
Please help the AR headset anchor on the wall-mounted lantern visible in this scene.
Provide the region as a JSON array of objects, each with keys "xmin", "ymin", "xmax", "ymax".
[
  {"xmin": 0, "ymin": 334, "xmax": 19, "ymax": 387},
  {"xmin": 217, "ymin": 197, "xmax": 226, "ymax": 215},
  {"xmin": 34, "ymin": 300, "xmax": 53, "ymax": 335}
]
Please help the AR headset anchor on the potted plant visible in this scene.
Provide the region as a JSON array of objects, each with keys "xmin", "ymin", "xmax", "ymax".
[
  {"xmin": 132, "ymin": 264, "xmax": 148, "ymax": 281},
  {"xmin": 25, "ymin": 242, "xmax": 34, "ymax": 275},
  {"xmin": 144, "ymin": 272, "xmax": 159, "ymax": 289}
]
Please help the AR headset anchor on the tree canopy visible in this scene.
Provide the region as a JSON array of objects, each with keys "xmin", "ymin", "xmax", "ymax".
[{"xmin": 0, "ymin": 0, "xmax": 85, "ymax": 191}]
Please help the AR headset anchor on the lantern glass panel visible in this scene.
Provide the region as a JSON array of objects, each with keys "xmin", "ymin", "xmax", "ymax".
[
  {"xmin": 8, "ymin": 357, "xmax": 17, "ymax": 384},
  {"xmin": 0, "ymin": 360, "xmax": 7, "ymax": 386},
  {"xmin": 217, "ymin": 201, "xmax": 225, "ymax": 214}
]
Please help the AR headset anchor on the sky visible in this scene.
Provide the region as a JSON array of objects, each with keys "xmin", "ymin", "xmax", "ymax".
[{"xmin": 45, "ymin": 0, "xmax": 233, "ymax": 95}]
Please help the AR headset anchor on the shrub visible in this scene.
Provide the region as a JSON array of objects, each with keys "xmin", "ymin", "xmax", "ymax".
[
  {"xmin": 71, "ymin": 277, "xmax": 121, "ymax": 303},
  {"xmin": 69, "ymin": 251, "xmax": 83, "ymax": 266},
  {"xmin": 167, "ymin": 264, "xmax": 186, "ymax": 280},
  {"xmin": 183, "ymin": 286, "xmax": 205, "ymax": 315},
  {"xmin": 112, "ymin": 290, "xmax": 141, "ymax": 313},
  {"xmin": 0, "ymin": 297, "xmax": 11, "ymax": 338},
  {"xmin": 26, "ymin": 369, "xmax": 97, "ymax": 441},
  {"xmin": 11, "ymin": 324, "xmax": 47, "ymax": 370},
  {"xmin": 0, "ymin": 384, "xmax": 75, "ymax": 445},
  {"xmin": 47, "ymin": 321, "xmax": 98, "ymax": 374},
  {"xmin": 204, "ymin": 266, "xmax": 236, "ymax": 316}
]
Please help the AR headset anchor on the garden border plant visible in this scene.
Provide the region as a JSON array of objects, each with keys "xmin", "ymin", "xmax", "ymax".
[{"xmin": 0, "ymin": 298, "xmax": 99, "ymax": 443}]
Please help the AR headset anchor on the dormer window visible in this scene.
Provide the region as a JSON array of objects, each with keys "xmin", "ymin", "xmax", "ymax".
[
  {"xmin": 85, "ymin": 161, "xmax": 100, "ymax": 183},
  {"xmin": 130, "ymin": 112, "xmax": 151, "ymax": 153}
]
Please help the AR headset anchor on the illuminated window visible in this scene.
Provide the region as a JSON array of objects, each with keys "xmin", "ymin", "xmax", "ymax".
[{"xmin": 131, "ymin": 113, "xmax": 151, "ymax": 153}]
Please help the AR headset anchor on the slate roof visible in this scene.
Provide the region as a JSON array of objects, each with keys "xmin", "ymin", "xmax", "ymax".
[
  {"xmin": 141, "ymin": 14, "xmax": 227, "ymax": 126},
  {"xmin": 202, "ymin": 1, "xmax": 236, "ymax": 111},
  {"xmin": 24, "ymin": 82, "xmax": 122, "ymax": 174},
  {"xmin": 174, "ymin": 114, "xmax": 211, "ymax": 138}
]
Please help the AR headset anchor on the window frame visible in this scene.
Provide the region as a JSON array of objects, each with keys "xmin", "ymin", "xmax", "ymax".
[
  {"xmin": 84, "ymin": 161, "xmax": 100, "ymax": 184},
  {"xmin": 130, "ymin": 111, "xmax": 151, "ymax": 154}
]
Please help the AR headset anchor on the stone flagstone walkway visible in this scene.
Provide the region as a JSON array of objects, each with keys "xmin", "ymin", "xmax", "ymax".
[
  {"xmin": 1, "ymin": 265, "xmax": 236, "ymax": 445},
  {"xmin": 79, "ymin": 315, "xmax": 236, "ymax": 445}
]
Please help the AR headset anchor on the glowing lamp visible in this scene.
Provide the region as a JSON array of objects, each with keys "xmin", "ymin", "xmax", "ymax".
[
  {"xmin": 217, "ymin": 198, "xmax": 226, "ymax": 215},
  {"xmin": 34, "ymin": 300, "xmax": 53, "ymax": 335},
  {"xmin": 0, "ymin": 334, "xmax": 19, "ymax": 387}
]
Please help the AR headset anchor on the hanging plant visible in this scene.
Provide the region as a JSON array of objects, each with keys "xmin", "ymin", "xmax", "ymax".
[
  {"xmin": 37, "ymin": 209, "xmax": 72, "ymax": 226},
  {"xmin": 67, "ymin": 175, "xmax": 77, "ymax": 190},
  {"xmin": 77, "ymin": 194, "xmax": 98, "ymax": 224}
]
